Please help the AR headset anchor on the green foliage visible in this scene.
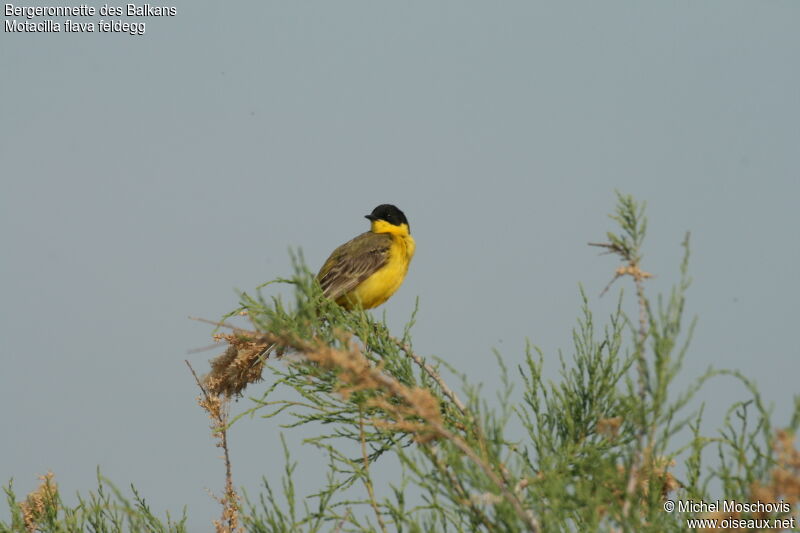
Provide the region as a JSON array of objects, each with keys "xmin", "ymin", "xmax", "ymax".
[
  {"xmin": 216, "ymin": 192, "xmax": 799, "ymax": 531},
  {"xmin": 4, "ymin": 193, "xmax": 798, "ymax": 532},
  {"xmin": 1, "ymin": 471, "xmax": 186, "ymax": 533}
]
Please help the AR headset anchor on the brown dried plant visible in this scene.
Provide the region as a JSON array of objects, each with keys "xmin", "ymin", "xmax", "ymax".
[
  {"xmin": 18, "ymin": 472, "xmax": 58, "ymax": 533},
  {"xmin": 286, "ymin": 332, "xmax": 538, "ymax": 531},
  {"xmin": 767, "ymin": 429, "xmax": 800, "ymax": 510},
  {"xmin": 187, "ymin": 361, "xmax": 243, "ymax": 533},
  {"xmin": 285, "ymin": 330, "xmax": 445, "ymax": 443},
  {"xmin": 597, "ymin": 416, "xmax": 623, "ymax": 439},
  {"xmin": 202, "ymin": 331, "xmax": 276, "ymax": 397},
  {"xmin": 698, "ymin": 429, "xmax": 800, "ymax": 531},
  {"xmin": 197, "ymin": 322, "xmax": 540, "ymax": 532},
  {"xmin": 590, "ymin": 447, "xmax": 679, "ymax": 525}
]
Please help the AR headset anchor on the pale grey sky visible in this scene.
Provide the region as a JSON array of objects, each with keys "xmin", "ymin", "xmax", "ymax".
[{"xmin": 2, "ymin": 1, "xmax": 799, "ymax": 529}]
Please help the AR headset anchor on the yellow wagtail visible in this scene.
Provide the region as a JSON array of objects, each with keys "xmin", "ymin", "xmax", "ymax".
[
  {"xmin": 255, "ymin": 205, "xmax": 414, "ymax": 363},
  {"xmin": 317, "ymin": 204, "xmax": 415, "ymax": 310}
]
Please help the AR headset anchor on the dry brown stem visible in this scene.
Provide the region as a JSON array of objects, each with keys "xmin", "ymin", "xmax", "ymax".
[{"xmin": 186, "ymin": 360, "xmax": 242, "ymax": 533}]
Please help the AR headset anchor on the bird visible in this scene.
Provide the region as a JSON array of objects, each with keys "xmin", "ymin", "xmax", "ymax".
[
  {"xmin": 242, "ymin": 204, "xmax": 415, "ymax": 376},
  {"xmin": 317, "ymin": 204, "xmax": 415, "ymax": 310}
]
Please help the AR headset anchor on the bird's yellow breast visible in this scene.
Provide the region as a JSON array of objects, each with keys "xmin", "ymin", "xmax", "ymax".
[{"xmin": 341, "ymin": 222, "xmax": 415, "ymax": 309}]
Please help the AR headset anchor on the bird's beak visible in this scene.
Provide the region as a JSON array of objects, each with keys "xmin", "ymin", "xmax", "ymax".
[{"xmin": 365, "ymin": 214, "xmax": 378, "ymax": 221}]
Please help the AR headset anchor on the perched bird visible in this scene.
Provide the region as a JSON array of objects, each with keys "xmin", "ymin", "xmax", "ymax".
[
  {"xmin": 234, "ymin": 204, "xmax": 414, "ymax": 382},
  {"xmin": 317, "ymin": 204, "xmax": 415, "ymax": 310}
]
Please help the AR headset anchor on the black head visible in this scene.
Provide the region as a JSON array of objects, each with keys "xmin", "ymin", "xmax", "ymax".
[{"xmin": 365, "ymin": 204, "xmax": 409, "ymax": 231}]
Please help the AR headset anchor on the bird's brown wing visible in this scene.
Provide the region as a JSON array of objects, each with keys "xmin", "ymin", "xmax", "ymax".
[{"xmin": 317, "ymin": 231, "xmax": 392, "ymax": 302}]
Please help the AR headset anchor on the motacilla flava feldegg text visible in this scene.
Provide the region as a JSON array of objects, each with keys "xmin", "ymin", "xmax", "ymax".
[{"xmin": 317, "ymin": 204, "xmax": 415, "ymax": 310}]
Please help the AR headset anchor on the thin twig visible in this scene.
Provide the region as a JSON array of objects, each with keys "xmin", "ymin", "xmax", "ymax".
[
  {"xmin": 291, "ymin": 335, "xmax": 540, "ymax": 532},
  {"xmin": 391, "ymin": 337, "xmax": 467, "ymax": 415},
  {"xmin": 387, "ymin": 335, "xmax": 500, "ymax": 529},
  {"xmin": 189, "ymin": 315, "xmax": 239, "ymax": 329},
  {"xmin": 359, "ymin": 411, "xmax": 388, "ymax": 533},
  {"xmin": 634, "ymin": 276, "xmax": 649, "ymax": 348},
  {"xmin": 331, "ymin": 509, "xmax": 352, "ymax": 533},
  {"xmin": 621, "ymin": 273, "xmax": 650, "ymax": 519},
  {"xmin": 429, "ymin": 422, "xmax": 540, "ymax": 533},
  {"xmin": 186, "ymin": 359, "xmax": 210, "ymax": 399},
  {"xmin": 423, "ymin": 444, "xmax": 493, "ymax": 529},
  {"xmin": 339, "ymin": 347, "xmax": 538, "ymax": 532},
  {"xmin": 599, "ymin": 272, "xmax": 622, "ymax": 298},
  {"xmin": 394, "ymin": 339, "xmax": 514, "ymax": 508}
]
